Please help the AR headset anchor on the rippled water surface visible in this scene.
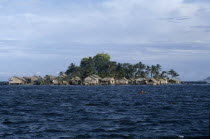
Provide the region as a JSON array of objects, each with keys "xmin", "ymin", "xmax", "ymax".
[{"xmin": 0, "ymin": 85, "xmax": 209, "ymax": 138}]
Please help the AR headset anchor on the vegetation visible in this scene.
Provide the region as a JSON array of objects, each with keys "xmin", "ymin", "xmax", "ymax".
[{"xmin": 64, "ymin": 53, "xmax": 179, "ymax": 80}]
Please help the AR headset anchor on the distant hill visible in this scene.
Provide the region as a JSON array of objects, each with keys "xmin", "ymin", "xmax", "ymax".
[{"xmin": 203, "ymin": 77, "xmax": 210, "ymax": 81}]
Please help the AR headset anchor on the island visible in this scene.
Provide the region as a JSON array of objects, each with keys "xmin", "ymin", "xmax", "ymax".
[{"xmin": 8, "ymin": 53, "xmax": 180, "ymax": 86}]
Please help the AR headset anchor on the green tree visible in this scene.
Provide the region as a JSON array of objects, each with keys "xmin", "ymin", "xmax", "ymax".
[
  {"xmin": 151, "ymin": 65, "xmax": 157, "ymax": 77},
  {"xmin": 93, "ymin": 53, "xmax": 111, "ymax": 77},
  {"xmin": 37, "ymin": 78, "xmax": 45, "ymax": 85},
  {"xmin": 154, "ymin": 64, "xmax": 162, "ymax": 78},
  {"xmin": 66, "ymin": 63, "xmax": 76, "ymax": 75},
  {"xmin": 115, "ymin": 63, "xmax": 125, "ymax": 77},
  {"xmin": 107, "ymin": 61, "xmax": 117, "ymax": 77},
  {"xmin": 168, "ymin": 69, "xmax": 179, "ymax": 79},
  {"xmin": 62, "ymin": 53, "xmax": 180, "ymax": 81},
  {"xmin": 145, "ymin": 65, "xmax": 151, "ymax": 77},
  {"xmin": 134, "ymin": 62, "xmax": 146, "ymax": 78},
  {"xmin": 160, "ymin": 71, "xmax": 168, "ymax": 79},
  {"xmin": 44, "ymin": 75, "xmax": 52, "ymax": 85},
  {"xmin": 123, "ymin": 63, "xmax": 135, "ymax": 79},
  {"xmin": 80, "ymin": 57, "xmax": 94, "ymax": 79},
  {"xmin": 59, "ymin": 71, "xmax": 65, "ymax": 76},
  {"xmin": 65, "ymin": 63, "xmax": 80, "ymax": 78}
]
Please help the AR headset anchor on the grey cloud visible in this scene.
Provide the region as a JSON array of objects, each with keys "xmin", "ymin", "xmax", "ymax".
[
  {"xmin": 183, "ymin": 0, "xmax": 210, "ymax": 3},
  {"xmin": 0, "ymin": 0, "xmax": 210, "ymax": 80},
  {"xmin": 157, "ymin": 17, "xmax": 190, "ymax": 21},
  {"xmin": 191, "ymin": 25, "xmax": 210, "ymax": 28}
]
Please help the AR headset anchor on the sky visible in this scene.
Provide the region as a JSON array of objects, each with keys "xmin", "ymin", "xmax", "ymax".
[{"xmin": 0, "ymin": 0, "xmax": 210, "ymax": 81}]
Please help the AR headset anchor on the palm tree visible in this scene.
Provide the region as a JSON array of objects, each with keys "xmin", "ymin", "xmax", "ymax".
[
  {"xmin": 65, "ymin": 63, "xmax": 77, "ymax": 76},
  {"xmin": 156, "ymin": 64, "xmax": 161, "ymax": 75},
  {"xmin": 168, "ymin": 69, "xmax": 179, "ymax": 79},
  {"xmin": 123, "ymin": 63, "xmax": 135, "ymax": 79},
  {"xmin": 151, "ymin": 65, "xmax": 157, "ymax": 77},
  {"xmin": 160, "ymin": 71, "xmax": 168, "ymax": 79},
  {"xmin": 115, "ymin": 63, "xmax": 125, "ymax": 77},
  {"xmin": 145, "ymin": 66, "xmax": 151, "ymax": 77},
  {"xmin": 134, "ymin": 62, "xmax": 146, "ymax": 78},
  {"xmin": 107, "ymin": 61, "xmax": 117, "ymax": 77}
]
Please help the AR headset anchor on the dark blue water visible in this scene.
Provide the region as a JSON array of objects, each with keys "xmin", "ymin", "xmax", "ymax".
[{"xmin": 0, "ymin": 85, "xmax": 209, "ymax": 138}]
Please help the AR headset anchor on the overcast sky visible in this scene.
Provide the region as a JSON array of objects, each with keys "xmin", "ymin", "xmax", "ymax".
[{"xmin": 0, "ymin": 0, "xmax": 210, "ymax": 81}]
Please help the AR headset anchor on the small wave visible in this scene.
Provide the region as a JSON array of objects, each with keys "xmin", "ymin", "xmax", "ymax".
[
  {"xmin": 2, "ymin": 120, "xmax": 14, "ymax": 125},
  {"xmin": 40, "ymin": 112, "xmax": 64, "ymax": 116},
  {"xmin": 117, "ymin": 127, "xmax": 136, "ymax": 132},
  {"xmin": 85, "ymin": 101, "xmax": 110, "ymax": 106},
  {"xmin": 44, "ymin": 129, "xmax": 66, "ymax": 133},
  {"xmin": 99, "ymin": 133, "xmax": 134, "ymax": 138},
  {"xmin": 75, "ymin": 134, "xmax": 92, "ymax": 138},
  {"xmin": 2, "ymin": 119, "xmax": 40, "ymax": 125},
  {"xmin": 118, "ymin": 119, "xmax": 136, "ymax": 126},
  {"xmin": 90, "ymin": 128, "xmax": 107, "ymax": 132}
]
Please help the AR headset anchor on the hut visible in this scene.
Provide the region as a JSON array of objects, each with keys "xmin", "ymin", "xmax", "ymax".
[
  {"xmin": 115, "ymin": 77, "xmax": 129, "ymax": 85},
  {"xmin": 146, "ymin": 78, "xmax": 159, "ymax": 85},
  {"xmin": 101, "ymin": 77, "xmax": 115, "ymax": 85},
  {"xmin": 9, "ymin": 76, "xmax": 26, "ymax": 85},
  {"xmin": 62, "ymin": 81, "xmax": 69, "ymax": 85},
  {"xmin": 58, "ymin": 73, "xmax": 67, "ymax": 78},
  {"xmin": 44, "ymin": 75, "xmax": 56, "ymax": 80},
  {"xmin": 91, "ymin": 75, "xmax": 102, "ymax": 80},
  {"xmin": 158, "ymin": 78, "xmax": 168, "ymax": 85},
  {"xmin": 71, "ymin": 77, "xmax": 82, "ymax": 85},
  {"xmin": 23, "ymin": 77, "xmax": 32, "ymax": 84},
  {"xmin": 169, "ymin": 79, "xmax": 180, "ymax": 84},
  {"xmin": 135, "ymin": 78, "xmax": 147, "ymax": 85},
  {"xmin": 43, "ymin": 75, "xmax": 56, "ymax": 85},
  {"xmin": 84, "ymin": 75, "xmax": 101, "ymax": 85},
  {"xmin": 128, "ymin": 78, "xmax": 135, "ymax": 85},
  {"xmin": 31, "ymin": 75, "xmax": 42, "ymax": 85},
  {"xmin": 52, "ymin": 79, "xmax": 59, "ymax": 85}
]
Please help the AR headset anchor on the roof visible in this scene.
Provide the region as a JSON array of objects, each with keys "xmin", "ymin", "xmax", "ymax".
[
  {"xmin": 12, "ymin": 76, "xmax": 26, "ymax": 81},
  {"xmin": 44, "ymin": 75, "xmax": 56, "ymax": 80},
  {"xmin": 59, "ymin": 74, "xmax": 67, "ymax": 78},
  {"xmin": 102, "ymin": 77, "xmax": 114, "ymax": 81},
  {"xmin": 116, "ymin": 77, "xmax": 128, "ymax": 81},
  {"xmin": 91, "ymin": 75, "xmax": 101, "ymax": 79},
  {"xmin": 135, "ymin": 78, "xmax": 146, "ymax": 81},
  {"xmin": 31, "ymin": 75, "xmax": 42, "ymax": 80},
  {"xmin": 158, "ymin": 78, "xmax": 167, "ymax": 81},
  {"xmin": 147, "ymin": 78, "xmax": 158, "ymax": 82},
  {"xmin": 71, "ymin": 76, "xmax": 81, "ymax": 81},
  {"xmin": 169, "ymin": 79, "xmax": 180, "ymax": 82},
  {"xmin": 23, "ymin": 77, "xmax": 32, "ymax": 80}
]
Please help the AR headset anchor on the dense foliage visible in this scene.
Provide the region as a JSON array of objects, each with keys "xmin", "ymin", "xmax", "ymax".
[{"xmin": 64, "ymin": 53, "xmax": 179, "ymax": 80}]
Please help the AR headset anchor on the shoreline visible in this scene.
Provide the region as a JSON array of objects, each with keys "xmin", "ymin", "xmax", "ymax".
[{"xmin": 1, "ymin": 83, "xmax": 209, "ymax": 86}]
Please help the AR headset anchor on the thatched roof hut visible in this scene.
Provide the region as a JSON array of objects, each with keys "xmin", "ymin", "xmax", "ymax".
[
  {"xmin": 169, "ymin": 79, "xmax": 180, "ymax": 84},
  {"xmin": 135, "ymin": 78, "xmax": 147, "ymax": 85},
  {"xmin": 115, "ymin": 77, "xmax": 128, "ymax": 85},
  {"xmin": 158, "ymin": 78, "xmax": 168, "ymax": 84},
  {"xmin": 146, "ymin": 78, "xmax": 159, "ymax": 85},
  {"xmin": 84, "ymin": 75, "xmax": 101, "ymax": 85},
  {"xmin": 71, "ymin": 77, "xmax": 82, "ymax": 85},
  {"xmin": 9, "ymin": 76, "xmax": 26, "ymax": 85},
  {"xmin": 101, "ymin": 77, "xmax": 115, "ymax": 85}
]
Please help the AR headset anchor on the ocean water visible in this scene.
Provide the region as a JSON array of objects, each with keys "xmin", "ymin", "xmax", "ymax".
[{"xmin": 0, "ymin": 85, "xmax": 209, "ymax": 138}]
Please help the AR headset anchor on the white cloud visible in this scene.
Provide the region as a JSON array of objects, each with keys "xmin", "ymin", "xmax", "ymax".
[
  {"xmin": 0, "ymin": 0, "xmax": 209, "ymax": 43},
  {"xmin": 0, "ymin": 0, "xmax": 210, "ymax": 80}
]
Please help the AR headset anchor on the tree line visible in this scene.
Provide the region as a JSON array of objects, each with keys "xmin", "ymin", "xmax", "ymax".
[{"xmin": 61, "ymin": 53, "xmax": 179, "ymax": 80}]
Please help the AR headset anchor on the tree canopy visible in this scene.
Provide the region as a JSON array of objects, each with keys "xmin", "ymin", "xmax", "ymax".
[{"xmin": 64, "ymin": 53, "xmax": 179, "ymax": 80}]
